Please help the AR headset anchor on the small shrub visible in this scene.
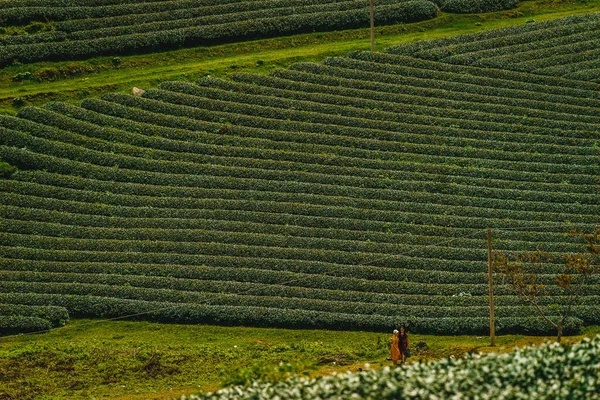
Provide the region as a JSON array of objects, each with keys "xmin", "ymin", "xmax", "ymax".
[
  {"xmin": 440, "ymin": 0, "xmax": 519, "ymax": 14},
  {"xmin": 34, "ymin": 68, "xmax": 61, "ymax": 82},
  {"xmin": 24, "ymin": 22, "xmax": 46, "ymax": 34},
  {"xmin": 12, "ymin": 97, "xmax": 25, "ymax": 108},
  {"xmin": 63, "ymin": 63, "xmax": 84, "ymax": 77},
  {"xmin": 12, "ymin": 72, "xmax": 32, "ymax": 82},
  {"xmin": 0, "ymin": 159, "xmax": 17, "ymax": 177}
]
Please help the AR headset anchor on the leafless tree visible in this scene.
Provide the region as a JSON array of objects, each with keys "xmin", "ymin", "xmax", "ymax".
[{"xmin": 493, "ymin": 229, "xmax": 599, "ymax": 343}]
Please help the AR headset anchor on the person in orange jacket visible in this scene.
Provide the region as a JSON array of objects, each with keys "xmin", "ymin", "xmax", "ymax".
[{"xmin": 390, "ymin": 329, "xmax": 400, "ymax": 366}]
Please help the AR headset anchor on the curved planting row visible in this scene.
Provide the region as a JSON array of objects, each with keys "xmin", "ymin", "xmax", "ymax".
[
  {"xmin": 0, "ymin": 0, "xmax": 438, "ymax": 66},
  {"xmin": 0, "ymin": 0, "xmax": 533, "ymax": 66},
  {"xmin": 433, "ymin": 0, "xmax": 519, "ymax": 14},
  {"xmin": 0, "ymin": 37, "xmax": 599, "ymax": 333},
  {"xmin": 168, "ymin": 78, "xmax": 600, "ymax": 142},
  {"xmin": 388, "ymin": 12, "xmax": 600, "ymax": 81},
  {"xmin": 0, "ymin": 303, "xmax": 69, "ymax": 335},
  {"xmin": 1, "ymin": 0, "xmax": 425, "ymax": 44},
  {"xmin": 0, "ymin": 292, "xmax": 579, "ymax": 335}
]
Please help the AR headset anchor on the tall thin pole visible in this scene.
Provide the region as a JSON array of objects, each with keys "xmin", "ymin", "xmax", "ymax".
[
  {"xmin": 487, "ymin": 228, "xmax": 496, "ymax": 347},
  {"xmin": 369, "ymin": 0, "xmax": 375, "ymax": 53}
]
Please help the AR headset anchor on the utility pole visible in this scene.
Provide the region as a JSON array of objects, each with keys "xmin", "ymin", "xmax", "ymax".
[
  {"xmin": 487, "ymin": 228, "xmax": 496, "ymax": 347},
  {"xmin": 369, "ymin": 0, "xmax": 375, "ymax": 53}
]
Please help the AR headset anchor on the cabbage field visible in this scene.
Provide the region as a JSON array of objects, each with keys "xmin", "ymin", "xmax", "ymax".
[{"xmin": 1, "ymin": 11, "xmax": 599, "ymax": 336}]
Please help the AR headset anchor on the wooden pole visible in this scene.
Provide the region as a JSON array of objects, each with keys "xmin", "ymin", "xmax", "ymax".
[
  {"xmin": 369, "ymin": 0, "xmax": 375, "ymax": 53},
  {"xmin": 487, "ymin": 228, "xmax": 496, "ymax": 347}
]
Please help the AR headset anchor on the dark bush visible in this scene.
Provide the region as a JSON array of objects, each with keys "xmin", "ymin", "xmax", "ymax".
[
  {"xmin": 0, "ymin": 158, "xmax": 17, "ymax": 177},
  {"xmin": 11, "ymin": 97, "xmax": 25, "ymax": 108},
  {"xmin": 437, "ymin": 0, "xmax": 519, "ymax": 14},
  {"xmin": 12, "ymin": 71, "xmax": 32, "ymax": 82}
]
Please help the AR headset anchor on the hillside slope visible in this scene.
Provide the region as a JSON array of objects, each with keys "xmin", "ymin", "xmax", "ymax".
[
  {"xmin": 0, "ymin": 0, "xmax": 526, "ymax": 67},
  {"xmin": 1, "ymin": 15, "xmax": 599, "ymax": 335},
  {"xmin": 0, "ymin": 0, "xmax": 438, "ymax": 66},
  {"xmin": 389, "ymin": 12, "xmax": 600, "ymax": 81}
]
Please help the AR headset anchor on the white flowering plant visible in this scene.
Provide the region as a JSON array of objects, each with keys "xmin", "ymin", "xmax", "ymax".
[{"xmin": 186, "ymin": 335, "xmax": 600, "ymax": 400}]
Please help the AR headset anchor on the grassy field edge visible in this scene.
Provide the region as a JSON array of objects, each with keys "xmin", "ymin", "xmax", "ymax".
[{"xmin": 1, "ymin": 319, "xmax": 599, "ymax": 400}]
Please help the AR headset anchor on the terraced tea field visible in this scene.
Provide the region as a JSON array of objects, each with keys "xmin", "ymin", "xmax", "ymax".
[
  {"xmin": 391, "ymin": 12, "xmax": 600, "ymax": 81},
  {"xmin": 0, "ymin": 0, "xmax": 529, "ymax": 67},
  {"xmin": 0, "ymin": 0, "xmax": 439, "ymax": 67},
  {"xmin": 1, "ymin": 12, "xmax": 599, "ymax": 336}
]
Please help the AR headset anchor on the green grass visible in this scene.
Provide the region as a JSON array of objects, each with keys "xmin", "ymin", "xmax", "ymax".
[
  {"xmin": 1, "ymin": 320, "xmax": 598, "ymax": 400},
  {"xmin": 1, "ymin": 0, "xmax": 599, "ymax": 115},
  {"xmin": 1, "ymin": 2, "xmax": 600, "ymax": 397}
]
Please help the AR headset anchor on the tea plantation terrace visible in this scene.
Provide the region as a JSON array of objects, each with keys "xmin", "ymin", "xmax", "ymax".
[
  {"xmin": 0, "ymin": 21, "xmax": 599, "ymax": 334},
  {"xmin": 0, "ymin": 0, "xmax": 525, "ymax": 67},
  {"xmin": 0, "ymin": 0, "xmax": 439, "ymax": 67},
  {"xmin": 390, "ymin": 12, "xmax": 600, "ymax": 82}
]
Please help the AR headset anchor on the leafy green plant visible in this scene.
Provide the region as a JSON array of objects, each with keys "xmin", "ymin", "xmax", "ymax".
[
  {"xmin": 0, "ymin": 158, "xmax": 17, "ymax": 177},
  {"xmin": 0, "ymin": 0, "xmax": 438, "ymax": 67},
  {"xmin": 437, "ymin": 0, "xmax": 519, "ymax": 14},
  {"xmin": 12, "ymin": 72, "xmax": 32, "ymax": 82},
  {"xmin": 187, "ymin": 335, "xmax": 600, "ymax": 399},
  {"xmin": 0, "ymin": 15, "xmax": 599, "ymax": 334},
  {"xmin": 388, "ymin": 12, "xmax": 600, "ymax": 79}
]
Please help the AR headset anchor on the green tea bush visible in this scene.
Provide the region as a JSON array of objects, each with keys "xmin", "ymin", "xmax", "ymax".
[
  {"xmin": 0, "ymin": 303, "xmax": 69, "ymax": 327},
  {"xmin": 0, "ymin": 0, "xmax": 437, "ymax": 66},
  {"xmin": 169, "ymin": 78, "xmax": 600, "ymax": 141},
  {"xmin": 0, "ymin": 316, "xmax": 52, "ymax": 335},
  {"xmin": 5, "ymin": 118, "xmax": 598, "ymax": 195},
  {"xmin": 387, "ymin": 12, "xmax": 600, "ymax": 79},
  {"xmin": 3, "ymin": 262, "xmax": 599, "ymax": 309},
  {"xmin": 0, "ymin": 158, "xmax": 16, "ymax": 177},
  {"xmin": 229, "ymin": 72, "xmax": 600, "ymax": 128},
  {"xmin": 286, "ymin": 61, "xmax": 599, "ymax": 117},
  {"xmin": 1, "ymin": 17, "xmax": 599, "ymax": 333},
  {"xmin": 65, "ymin": 0, "xmax": 420, "ymax": 41},
  {"xmin": 387, "ymin": 13, "xmax": 597, "ymax": 57},
  {"xmin": 14, "ymin": 102, "xmax": 596, "ymax": 185},
  {"xmin": 567, "ymin": 68, "xmax": 600, "ymax": 82},
  {"xmin": 188, "ymin": 336, "xmax": 600, "ymax": 399},
  {"xmin": 0, "ymin": 290, "xmax": 583, "ymax": 335},
  {"xmin": 0, "ymin": 0, "xmax": 262, "ymax": 25},
  {"xmin": 443, "ymin": 32, "xmax": 600, "ymax": 69},
  {"xmin": 436, "ymin": 0, "xmax": 519, "ymax": 14},
  {"xmin": 56, "ymin": 0, "xmax": 331, "ymax": 32},
  {"xmin": 347, "ymin": 50, "xmax": 600, "ymax": 95}
]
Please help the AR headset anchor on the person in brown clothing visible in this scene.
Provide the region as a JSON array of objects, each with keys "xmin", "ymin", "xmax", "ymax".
[
  {"xmin": 398, "ymin": 327, "xmax": 409, "ymax": 365},
  {"xmin": 390, "ymin": 329, "xmax": 400, "ymax": 366}
]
